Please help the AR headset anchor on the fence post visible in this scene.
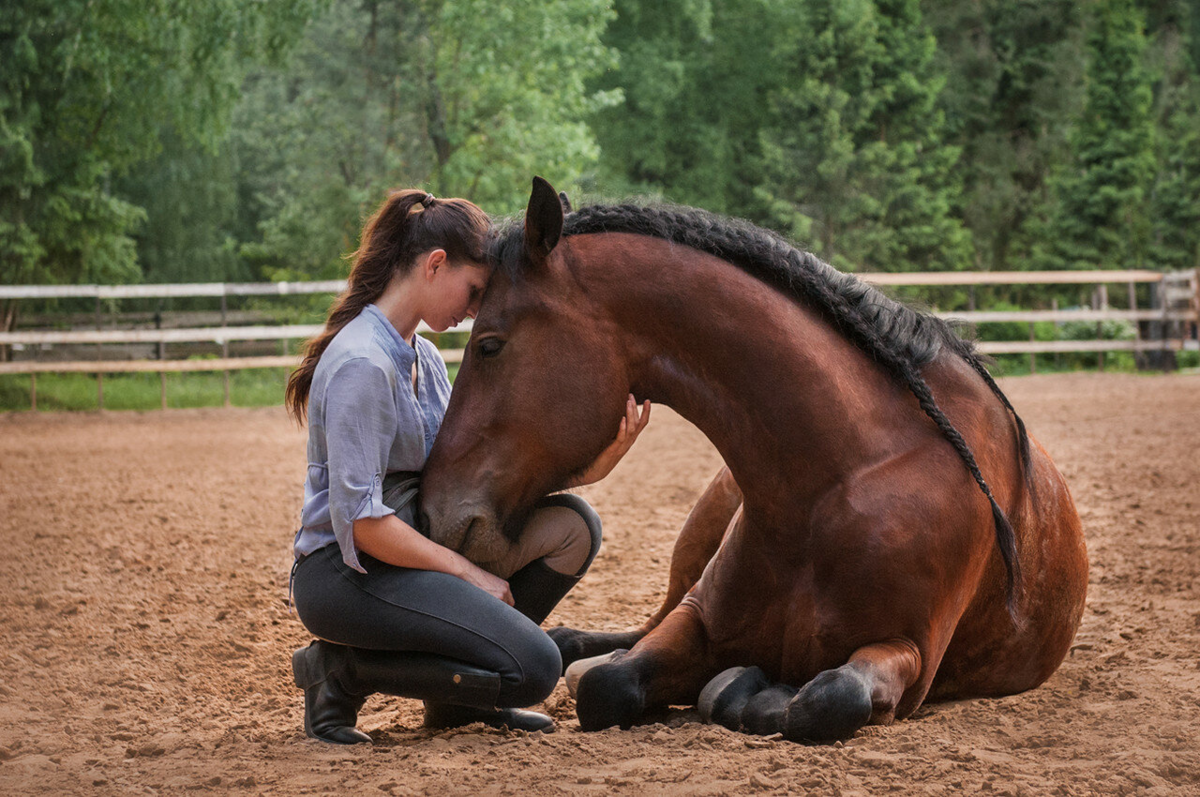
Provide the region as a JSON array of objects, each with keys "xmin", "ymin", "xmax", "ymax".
[
  {"xmin": 222, "ymin": 338, "xmax": 231, "ymax": 408},
  {"xmin": 1029, "ymin": 324, "xmax": 1036, "ymax": 374},
  {"xmin": 1051, "ymin": 298, "xmax": 1061, "ymax": 369},
  {"xmin": 95, "ymin": 297, "xmax": 104, "ymax": 410},
  {"xmin": 30, "ymin": 373, "xmax": 36, "ymax": 411},
  {"xmin": 221, "ymin": 290, "xmax": 231, "ymax": 407},
  {"xmin": 161, "ymin": 371, "xmax": 167, "ymax": 410}
]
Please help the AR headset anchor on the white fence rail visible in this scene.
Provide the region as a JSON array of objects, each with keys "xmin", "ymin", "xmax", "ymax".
[
  {"xmin": 1, "ymin": 269, "xmax": 1196, "ymax": 410},
  {"xmin": 0, "ymin": 320, "xmax": 471, "ymax": 346},
  {"xmin": 0, "ymin": 280, "xmax": 347, "ymax": 300}
]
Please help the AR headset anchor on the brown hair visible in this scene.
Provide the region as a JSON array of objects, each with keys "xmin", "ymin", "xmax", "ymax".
[{"xmin": 286, "ymin": 190, "xmax": 490, "ymax": 423}]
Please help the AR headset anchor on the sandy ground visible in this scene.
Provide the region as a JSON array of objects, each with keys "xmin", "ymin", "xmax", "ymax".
[{"xmin": 0, "ymin": 372, "xmax": 1198, "ymax": 796}]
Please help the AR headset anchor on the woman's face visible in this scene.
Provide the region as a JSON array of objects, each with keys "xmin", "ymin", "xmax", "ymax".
[{"xmin": 425, "ymin": 259, "xmax": 491, "ymax": 332}]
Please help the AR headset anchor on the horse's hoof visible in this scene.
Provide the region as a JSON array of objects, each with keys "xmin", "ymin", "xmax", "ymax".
[
  {"xmin": 574, "ymin": 662, "xmax": 645, "ymax": 731},
  {"xmin": 783, "ymin": 665, "xmax": 873, "ymax": 744},
  {"xmin": 742, "ymin": 684, "xmax": 798, "ymax": 736},
  {"xmin": 697, "ymin": 666, "xmax": 771, "ymax": 730},
  {"xmin": 565, "ymin": 650, "xmax": 627, "ymax": 698}
]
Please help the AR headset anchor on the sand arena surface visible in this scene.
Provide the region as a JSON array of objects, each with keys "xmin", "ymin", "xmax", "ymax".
[{"xmin": 1, "ymin": 372, "xmax": 1198, "ymax": 796}]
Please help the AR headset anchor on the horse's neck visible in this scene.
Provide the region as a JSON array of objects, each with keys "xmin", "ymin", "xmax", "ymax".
[{"xmin": 581, "ymin": 235, "xmax": 922, "ymax": 516}]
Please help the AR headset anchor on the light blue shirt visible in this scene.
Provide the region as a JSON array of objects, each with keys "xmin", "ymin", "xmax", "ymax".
[{"xmin": 293, "ymin": 303, "xmax": 452, "ymax": 572}]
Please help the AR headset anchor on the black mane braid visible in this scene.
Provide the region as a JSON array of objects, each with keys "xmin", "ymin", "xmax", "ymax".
[{"xmin": 492, "ymin": 202, "xmax": 1031, "ymax": 616}]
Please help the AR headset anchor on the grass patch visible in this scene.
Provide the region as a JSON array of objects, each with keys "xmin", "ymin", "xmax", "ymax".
[{"xmin": 0, "ymin": 368, "xmax": 290, "ymax": 412}]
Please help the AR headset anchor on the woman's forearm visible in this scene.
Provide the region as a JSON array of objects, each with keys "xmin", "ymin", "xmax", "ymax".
[
  {"xmin": 352, "ymin": 514, "xmax": 470, "ymax": 577},
  {"xmin": 352, "ymin": 514, "xmax": 515, "ymax": 605}
]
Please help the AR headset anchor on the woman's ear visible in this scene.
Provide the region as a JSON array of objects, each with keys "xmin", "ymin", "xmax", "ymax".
[{"xmin": 421, "ymin": 249, "xmax": 448, "ymax": 279}]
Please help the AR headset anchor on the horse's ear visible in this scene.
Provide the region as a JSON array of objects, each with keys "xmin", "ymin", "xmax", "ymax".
[
  {"xmin": 558, "ymin": 191, "xmax": 572, "ymax": 214},
  {"xmin": 524, "ymin": 176, "xmax": 564, "ymax": 266}
]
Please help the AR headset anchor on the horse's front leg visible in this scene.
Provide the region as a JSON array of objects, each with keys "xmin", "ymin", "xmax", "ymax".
[
  {"xmin": 550, "ymin": 467, "xmax": 742, "ymax": 667},
  {"xmin": 699, "ymin": 639, "xmax": 923, "ymax": 743},
  {"xmin": 572, "ymin": 600, "xmax": 718, "ymax": 731}
]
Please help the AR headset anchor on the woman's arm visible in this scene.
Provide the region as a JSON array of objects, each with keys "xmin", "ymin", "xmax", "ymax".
[{"xmin": 353, "ymin": 515, "xmax": 514, "ymax": 605}]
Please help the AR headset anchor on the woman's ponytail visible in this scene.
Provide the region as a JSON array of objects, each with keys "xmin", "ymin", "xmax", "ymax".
[{"xmin": 285, "ymin": 189, "xmax": 489, "ymax": 423}]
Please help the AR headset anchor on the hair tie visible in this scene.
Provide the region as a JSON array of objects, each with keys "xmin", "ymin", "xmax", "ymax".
[{"xmin": 420, "ymin": 192, "xmax": 436, "ymax": 209}]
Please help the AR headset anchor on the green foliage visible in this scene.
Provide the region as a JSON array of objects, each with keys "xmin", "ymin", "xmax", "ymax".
[
  {"xmin": 233, "ymin": 0, "xmax": 619, "ymax": 280},
  {"xmin": 756, "ymin": 0, "xmax": 972, "ymax": 272},
  {"xmin": 928, "ymin": 0, "xmax": 1083, "ymax": 272},
  {"xmin": 6, "ymin": 0, "xmax": 1200, "ymax": 391},
  {"xmin": 1040, "ymin": 0, "xmax": 1157, "ymax": 270},
  {"xmin": 1147, "ymin": 0, "xmax": 1200, "ymax": 270},
  {"xmin": 114, "ymin": 131, "xmax": 245, "ymax": 284},
  {"xmin": 588, "ymin": 0, "xmax": 775, "ymax": 213},
  {"xmin": 0, "ymin": 0, "xmax": 320, "ymax": 291}
]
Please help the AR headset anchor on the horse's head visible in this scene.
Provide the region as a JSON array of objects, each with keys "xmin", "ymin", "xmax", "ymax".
[{"xmin": 420, "ymin": 177, "xmax": 632, "ymax": 567}]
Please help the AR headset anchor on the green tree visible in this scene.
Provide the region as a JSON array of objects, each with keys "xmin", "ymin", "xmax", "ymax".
[
  {"xmin": 587, "ymin": 0, "xmax": 777, "ymax": 214},
  {"xmin": 1041, "ymin": 0, "xmax": 1156, "ymax": 270},
  {"xmin": 927, "ymin": 0, "xmax": 1083, "ymax": 272},
  {"xmin": 0, "ymin": 0, "xmax": 317, "ymax": 293},
  {"xmin": 759, "ymin": 0, "xmax": 971, "ymax": 272},
  {"xmin": 115, "ymin": 131, "xmax": 244, "ymax": 284},
  {"xmin": 1146, "ymin": 0, "xmax": 1200, "ymax": 269},
  {"xmin": 235, "ymin": 0, "xmax": 619, "ymax": 281}
]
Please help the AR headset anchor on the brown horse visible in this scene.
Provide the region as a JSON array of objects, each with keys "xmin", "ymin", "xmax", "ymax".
[{"xmin": 420, "ymin": 177, "xmax": 1088, "ymax": 742}]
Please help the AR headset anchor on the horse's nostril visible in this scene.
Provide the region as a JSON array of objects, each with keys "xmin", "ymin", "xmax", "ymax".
[{"xmin": 460, "ymin": 515, "xmax": 481, "ymax": 550}]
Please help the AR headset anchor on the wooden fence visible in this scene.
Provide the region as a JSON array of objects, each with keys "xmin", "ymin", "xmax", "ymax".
[{"xmin": 1, "ymin": 269, "xmax": 1196, "ymax": 410}]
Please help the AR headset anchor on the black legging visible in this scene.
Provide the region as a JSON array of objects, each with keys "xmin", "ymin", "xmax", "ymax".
[{"xmin": 292, "ymin": 494, "xmax": 601, "ymax": 708}]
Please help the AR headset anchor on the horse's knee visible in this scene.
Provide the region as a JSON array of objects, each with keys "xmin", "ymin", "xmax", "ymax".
[
  {"xmin": 574, "ymin": 661, "xmax": 646, "ymax": 731},
  {"xmin": 783, "ymin": 665, "xmax": 873, "ymax": 744}
]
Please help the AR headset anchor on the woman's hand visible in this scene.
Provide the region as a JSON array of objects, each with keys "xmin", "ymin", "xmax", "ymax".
[
  {"xmin": 569, "ymin": 394, "xmax": 651, "ymax": 488},
  {"xmin": 455, "ymin": 560, "xmax": 515, "ymax": 606}
]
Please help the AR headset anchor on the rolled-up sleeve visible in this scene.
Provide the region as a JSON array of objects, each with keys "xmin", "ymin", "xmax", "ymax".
[{"xmin": 323, "ymin": 358, "xmax": 399, "ymax": 573}]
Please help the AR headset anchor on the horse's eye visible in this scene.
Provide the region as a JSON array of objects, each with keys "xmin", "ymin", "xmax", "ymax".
[{"xmin": 478, "ymin": 337, "xmax": 505, "ymax": 358}]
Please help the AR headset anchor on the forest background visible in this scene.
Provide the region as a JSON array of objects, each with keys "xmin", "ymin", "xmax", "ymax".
[{"xmin": 2, "ymin": 0, "xmax": 1199, "ymax": 359}]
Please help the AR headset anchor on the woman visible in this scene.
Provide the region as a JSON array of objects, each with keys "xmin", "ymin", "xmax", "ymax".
[{"xmin": 286, "ymin": 189, "xmax": 650, "ymax": 744}]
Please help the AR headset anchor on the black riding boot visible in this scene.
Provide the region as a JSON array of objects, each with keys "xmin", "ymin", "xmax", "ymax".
[
  {"xmin": 508, "ymin": 558, "xmax": 584, "ymax": 626},
  {"xmin": 294, "ymin": 643, "xmax": 519, "ymax": 742},
  {"xmin": 291, "ymin": 640, "xmax": 372, "ymax": 744},
  {"xmin": 421, "ymin": 559, "xmax": 580, "ymax": 733}
]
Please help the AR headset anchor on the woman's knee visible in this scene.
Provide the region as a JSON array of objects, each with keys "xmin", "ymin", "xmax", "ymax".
[
  {"xmin": 535, "ymin": 494, "xmax": 602, "ymax": 576},
  {"xmin": 497, "ymin": 629, "xmax": 562, "ymax": 707}
]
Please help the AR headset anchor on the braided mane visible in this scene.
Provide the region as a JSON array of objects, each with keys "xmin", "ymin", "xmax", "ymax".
[{"xmin": 491, "ymin": 202, "xmax": 1031, "ymax": 615}]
